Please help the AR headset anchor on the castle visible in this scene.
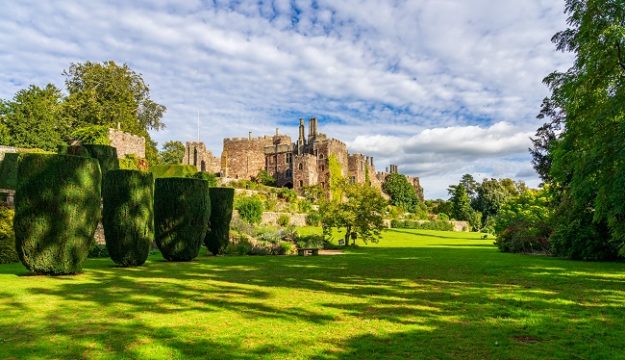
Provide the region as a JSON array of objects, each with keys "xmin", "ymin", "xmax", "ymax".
[{"xmin": 183, "ymin": 117, "xmax": 422, "ymax": 199}]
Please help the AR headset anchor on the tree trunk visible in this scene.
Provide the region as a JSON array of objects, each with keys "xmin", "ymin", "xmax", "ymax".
[{"xmin": 344, "ymin": 225, "xmax": 351, "ymax": 246}]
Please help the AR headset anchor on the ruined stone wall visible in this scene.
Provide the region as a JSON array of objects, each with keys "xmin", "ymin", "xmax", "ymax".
[
  {"xmin": 107, "ymin": 129, "xmax": 145, "ymax": 159},
  {"xmin": 222, "ymin": 136, "xmax": 274, "ymax": 179},
  {"xmin": 407, "ymin": 175, "xmax": 424, "ymax": 201},
  {"xmin": 184, "ymin": 142, "xmax": 221, "ymax": 173},
  {"xmin": 293, "ymin": 154, "xmax": 319, "ymax": 192}
]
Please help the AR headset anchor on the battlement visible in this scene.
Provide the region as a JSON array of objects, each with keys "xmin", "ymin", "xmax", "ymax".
[{"xmin": 223, "ymin": 135, "xmax": 275, "ymax": 143}]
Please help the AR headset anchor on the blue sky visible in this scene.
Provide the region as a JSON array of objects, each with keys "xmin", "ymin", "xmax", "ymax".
[{"xmin": 0, "ymin": 0, "xmax": 572, "ymax": 198}]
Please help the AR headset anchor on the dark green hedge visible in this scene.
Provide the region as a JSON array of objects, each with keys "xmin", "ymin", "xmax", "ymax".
[
  {"xmin": 103, "ymin": 170, "xmax": 154, "ymax": 266},
  {"xmin": 205, "ymin": 187, "xmax": 234, "ymax": 255},
  {"xmin": 68, "ymin": 144, "xmax": 119, "ymax": 175},
  {"xmin": 0, "ymin": 153, "xmax": 18, "ymax": 190},
  {"xmin": 154, "ymin": 177, "xmax": 210, "ymax": 261},
  {"xmin": 14, "ymin": 153, "xmax": 101, "ymax": 274}
]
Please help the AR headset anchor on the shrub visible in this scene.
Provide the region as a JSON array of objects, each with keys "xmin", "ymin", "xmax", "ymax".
[
  {"xmin": 236, "ymin": 195, "xmax": 263, "ymax": 224},
  {"xmin": 296, "ymin": 234, "xmax": 325, "ymax": 249},
  {"xmin": 305, "ymin": 211, "xmax": 322, "ymax": 226},
  {"xmin": 150, "ymin": 164, "xmax": 197, "ymax": 179},
  {"xmin": 0, "ymin": 207, "xmax": 18, "ymax": 264},
  {"xmin": 190, "ymin": 171, "xmax": 218, "ymax": 187},
  {"xmin": 255, "ymin": 170, "xmax": 276, "ymax": 186},
  {"xmin": 277, "ymin": 214, "xmax": 290, "ymax": 227},
  {"xmin": 278, "ymin": 241, "xmax": 296, "ymax": 255},
  {"xmin": 103, "ymin": 170, "xmax": 154, "ymax": 266},
  {"xmin": 154, "ymin": 177, "xmax": 210, "ymax": 261},
  {"xmin": 204, "ymin": 187, "xmax": 234, "ymax": 255},
  {"xmin": 68, "ymin": 144, "xmax": 119, "ymax": 176},
  {"xmin": 14, "ymin": 154, "xmax": 101, "ymax": 274},
  {"xmin": 493, "ymin": 190, "xmax": 552, "ymax": 255},
  {"xmin": 88, "ymin": 244, "xmax": 109, "ymax": 258},
  {"xmin": 390, "ymin": 219, "xmax": 454, "ymax": 231}
]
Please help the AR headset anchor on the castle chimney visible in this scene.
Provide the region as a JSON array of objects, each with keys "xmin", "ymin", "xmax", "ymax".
[
  {"xmin": 308, "ymin": 117, "xmax": 318, "ymax": 140},
  {"xmin": 297, "ymin": 118, "xmax": 306, "ymax": 155}
]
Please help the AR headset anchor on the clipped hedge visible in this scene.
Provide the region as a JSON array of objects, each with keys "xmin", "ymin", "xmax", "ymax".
[
  {"xmin": 68, "ymin": 144, "xmax": 119, "ymax": 175},
  {"xmin": 0, "ymin": 153, "xmax": 18, "ymax": 190},
  {"xmin": 103, "ymin": 170, "xmax": 154, "ymax": 266},
  {"xmin": 205, "ymin": 187, "xmax": 234, "ymax": 255},
  {"xmin": 154, "ymin": 177, "xmax": 210, "ymax": 261},
  {"xmin": 150, "ymin": 164, "xmax": 197, "ymax": 179},
  {"xmin": 14, "ymin": 153, "xmax": 101, "ymax": 274},
  {"xmin": 0, "ymin": 207, "xmax": 18, "ymax": 264}
]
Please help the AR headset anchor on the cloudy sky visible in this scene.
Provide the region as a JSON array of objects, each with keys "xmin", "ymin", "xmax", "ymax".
[{"xmin": 0, "ymin": 0, "xmax": 572, "ymax": 198}]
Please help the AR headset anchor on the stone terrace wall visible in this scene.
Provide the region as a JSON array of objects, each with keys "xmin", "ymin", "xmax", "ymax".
[{"xmin": 108, "ymin": 129, "xmax": 145, "ymax": 159}]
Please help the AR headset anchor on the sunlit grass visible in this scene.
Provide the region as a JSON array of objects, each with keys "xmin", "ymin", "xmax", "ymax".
[{"xmin": 0, "ymin": 228, "xmax": 624, "ymax": 359}]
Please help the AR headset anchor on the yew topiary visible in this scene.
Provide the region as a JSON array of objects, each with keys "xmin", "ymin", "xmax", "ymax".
[
  {"xmin": 204, "ymin": 187, "xmax": 234, "ymax": 255},
  {"xmin": 154, "ymin": 177, "xmax": 210, "ymax": 261},
  {"xmin": 102, "ymin": 170, "xmax": 153, "ymax": 266},
  {"xmin": 14, "ymin": 153, "xmax": 101, "ymax": 274}
]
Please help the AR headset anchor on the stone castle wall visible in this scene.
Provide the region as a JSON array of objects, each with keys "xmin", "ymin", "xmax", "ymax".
[
  {"xmin": 222, "ymin": 136, "xmax": 274, "ymax": 179},
  {"xmin": 293, "ymin": 154, "xmax": 319, "ymax": 192},
  {"xmin": 108, "ymin": 129, "xmax": 145, "ymax": 159}
]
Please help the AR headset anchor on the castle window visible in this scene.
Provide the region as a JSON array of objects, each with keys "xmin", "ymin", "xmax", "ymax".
[
  {"xmin": 320, "ymin": 165, "xmax": 325, "ymax": 172},
  {"xmin": 201, "ymin": 160, "xmax": 206, "ymax": 172},
  {"xmin": 298, "ymin": 163, "xmax": 303, "ymax": 170},
  {"xmin": 286, "ymin": 153, "xmax": 292, "ymax": 164},
  {"xmin": 351, "ymin": 176, "xmax": 356, "ymax": 184},
  {"xmin": 299, "ymin": 180, "xmax": 303, "ymax": 188},
  {"xmin": 319, "ymin": 154, "xmax": 324, "ymax": 159},
  {"xmin": 193, "ymin": 148, "xmax": 198, "ymax": 166},
  {"xmin": 286, "ymin": 169, "xmax": 292, "ymax": 177}
]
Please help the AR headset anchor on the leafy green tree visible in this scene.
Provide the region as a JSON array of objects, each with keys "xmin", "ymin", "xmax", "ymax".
[
  {"xmin": 472, "ymin": 178, "xmax": 514, "ymax": 224},
  {"xmin": 321, "ymin": 182, "xmax": 386, "ymax": 246},
  {"xmin": 530, "ymin": 0, "xmax": 625, "ymax": 258},
  {"xmin": 382, "ymin": 173, "xmax": 419, "ymax": 212},
  {"xmin": 449, "ymin": 184, "xmax": 472, "ymax": 221},
  {"xmin": 0, "ymin": 84, "xmax": 68, "ymax": 151},
  {"xmin": 459, "ymin": 173, "xmax": 478, "ymax": 199},
  {"xmin": 63, "ymin": 61, "xmax": 166, "ymax": 164},
  {"xmin": 159, "ymin": 141, "xmax": 185, "ymax": 164}
]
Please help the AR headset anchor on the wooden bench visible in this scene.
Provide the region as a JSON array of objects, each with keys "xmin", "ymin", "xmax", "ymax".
[{"xmin": 297, "ymin": 248, "xmax": 319, "ymax": 256}]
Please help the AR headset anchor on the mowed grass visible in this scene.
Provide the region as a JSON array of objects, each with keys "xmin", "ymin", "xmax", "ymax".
[{"xmin": 1, "ymin": 229, "xmax": 624, "ymax": 359}]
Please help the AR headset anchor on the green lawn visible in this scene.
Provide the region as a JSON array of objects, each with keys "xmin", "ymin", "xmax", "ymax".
[{"xmin": 1, "ymin": 229, "xmax": 624, "ymax": 359}]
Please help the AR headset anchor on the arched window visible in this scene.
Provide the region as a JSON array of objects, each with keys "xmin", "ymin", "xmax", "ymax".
[
  {"xmin": 320, "ymin": 165, "xmax": 325, "ymax": 172},
  {"xmin": 299, "ymin": 180, "xmax": 304, "ymax": 188},
  {"xmin": 201, "ymin": 160, "xmax": 206, "ymax": 172},
  {"xmin": 286, "ymin": 169, "xmax": 292, "ymax": 177},
  {"xmin": 193, "ymin": 148, "xmax": 198, "ymax": 166},
  {"xmin": 319, "ymin": 154, "xmax": 324, "ymax": 159},
  {"xmin": 298, "ymin": 163, "xmax": 303, "ymax": 170}
]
